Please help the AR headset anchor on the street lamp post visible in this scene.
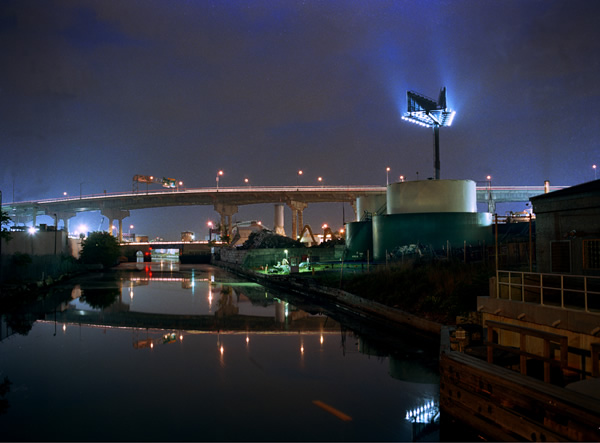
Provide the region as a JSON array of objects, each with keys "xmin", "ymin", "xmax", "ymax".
[
  {"xmin": 216, "ymin": 170, "xmax": 223, "ymax": 190},
  {"xmin": 594, "ymin": 164, "xmax": 597, "ymax": 180},
  {"xmin": 54, "ymin": 213, "xmax": 58, "ymax": 255},
  {"xmin": 207, "ymin": 221, "xmax": 213, "ymax": 242},
  {"xmin": 297, "ymin": 170, "xmax": 303, "ymax": 187},
  {"xmin": 386, "ymin": 167, "xmax": 390, "ymax": 186}
]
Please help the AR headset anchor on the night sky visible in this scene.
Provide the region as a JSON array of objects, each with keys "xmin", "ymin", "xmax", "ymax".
[{"xmin": 2, "ymin": 0, "xmax": 599, "ymax": 240}]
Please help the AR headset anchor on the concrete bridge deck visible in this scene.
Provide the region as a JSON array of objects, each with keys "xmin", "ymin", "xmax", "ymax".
[{"xmin": 2, "ymin": 184, "xmax": 565, "ymax": 216}]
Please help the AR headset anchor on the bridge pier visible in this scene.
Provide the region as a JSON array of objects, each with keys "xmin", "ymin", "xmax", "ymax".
[
  {"xmin": 101, "ymin": 209, "xmax": 130, "ymax": 242},
  {"xmin": 54, "ymin": 211, "xmax": 76, "ymax": 237},
  {"xmin": 287, "ymin": 200, "xmax": 308, "ymax": 240},
  {"xmin": 274, "ymin": 204, "xmax": 285, "ymax": 236},
  {"xmin": 214, "ymin": 203, "xmax": 238, "ymax": 241}
]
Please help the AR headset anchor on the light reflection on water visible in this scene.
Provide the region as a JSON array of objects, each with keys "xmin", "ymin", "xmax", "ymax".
[{"xmin": 0, "ymin": 264, "xmax": 441, "ymax": 442}]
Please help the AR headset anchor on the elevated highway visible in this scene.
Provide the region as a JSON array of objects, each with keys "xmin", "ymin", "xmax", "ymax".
[{"xmin": 2, "ymin": 184, "xmax": 566, "ymax": 239}]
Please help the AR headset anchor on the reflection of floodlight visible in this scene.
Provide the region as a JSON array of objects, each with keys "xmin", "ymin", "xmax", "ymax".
[{"xmin": 402, "ymin": 87, "xmax": 455, "ymax": 180}]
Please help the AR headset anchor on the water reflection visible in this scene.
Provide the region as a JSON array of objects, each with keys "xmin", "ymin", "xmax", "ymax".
[{"xmin": 0, "ymin": 265, "xmax": 442, "ymax": 441}]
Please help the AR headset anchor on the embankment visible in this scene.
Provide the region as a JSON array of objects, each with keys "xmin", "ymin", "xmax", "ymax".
[{"xmin": 213, "ymin": 259, "xmax": 442, "ymax": 336}]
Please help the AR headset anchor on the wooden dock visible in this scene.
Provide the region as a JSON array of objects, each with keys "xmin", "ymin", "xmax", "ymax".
[{"xmin": 439, "ymin": 326, "xmax": 600, "ymax": 441}]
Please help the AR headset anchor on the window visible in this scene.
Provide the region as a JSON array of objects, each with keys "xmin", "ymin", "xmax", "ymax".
[{"xmin": 583, "ymin": 239, "xmax": 600, "ymax": 270}]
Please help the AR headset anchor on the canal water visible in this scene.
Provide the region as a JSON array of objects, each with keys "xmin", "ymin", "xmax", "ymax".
[{"xmin": 0, "ymin": 262, "xmax": 459, "ymax": 441}]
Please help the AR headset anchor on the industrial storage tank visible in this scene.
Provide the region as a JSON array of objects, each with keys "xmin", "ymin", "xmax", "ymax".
[
  {"xmin": 372, "ymin": 212, "xmax": 492, "ymax": 261},
  {"xmin": 345, "ymin": 221, "xmax": 373, "ymax": 259},
  {"xmin": 356, "ymin": 194, "xmax": 387, "ymax": 220},
  {"xmin": 387, "ymin": 179, "xmax": 477, "ymax": 214}
]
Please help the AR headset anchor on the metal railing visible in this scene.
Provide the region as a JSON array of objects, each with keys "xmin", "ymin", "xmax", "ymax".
[{"xmin": 496, "ymin": 270, "xmax": 600, "ymax": 313}]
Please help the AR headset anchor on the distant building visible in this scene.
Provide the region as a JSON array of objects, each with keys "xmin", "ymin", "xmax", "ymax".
[
  {"xmin": 531, "ymin": 180, "xmax": 600, "ymax": 275},
  {"xmin": 1, "ymin": 226, "xmax": 78, "ymax": 257}
]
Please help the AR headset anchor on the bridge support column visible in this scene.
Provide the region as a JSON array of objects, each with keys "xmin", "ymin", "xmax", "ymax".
[
  {"xmin": 287, "ymin": 201, "xmax": 308, "ymax": 240},
  {"xmin": 55, "ymin": 211, "xmax": 76, "ymax": 236},
  {"xmin": 214, "ymin": 203, "xmax": 238, "ymax": 242},
  {"xmin": 274, "ymin": 204, "xmax": 285, "ymax": 236},
  {"xmin": 101, "ymin": 209, "xmax": 130, "ymax": 242}
]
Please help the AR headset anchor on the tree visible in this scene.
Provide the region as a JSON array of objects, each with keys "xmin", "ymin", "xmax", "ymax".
[
  {"xmin": 1, "ymin": 210, "xmax": 12, "ymax": 242},
  {"xmin": 80, "ymin": 231, "xmax": 121, "ymax": 268}
]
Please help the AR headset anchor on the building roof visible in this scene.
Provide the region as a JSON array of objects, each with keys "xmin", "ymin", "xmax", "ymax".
[{"xmin": 530, "ymin": 179, "xmax": 600, "ymax": 203}]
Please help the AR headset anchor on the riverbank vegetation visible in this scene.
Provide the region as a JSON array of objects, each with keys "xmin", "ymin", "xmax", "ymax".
[{"xmin": 313, "ymin": 260, "xmax": 494, "ymax": 324}]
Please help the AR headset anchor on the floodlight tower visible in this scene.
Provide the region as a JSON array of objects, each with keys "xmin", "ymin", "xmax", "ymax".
[{"xmin": 402, "ymin": 87, "xmax": 455, "ymax": 180}]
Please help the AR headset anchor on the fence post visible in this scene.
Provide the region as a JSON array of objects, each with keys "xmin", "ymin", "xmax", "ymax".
[
  {"xmin": 584, "ymin": 276, "xmax": 589, "ymax": 312},
  {"xmin": 487, "ymin": 324, "xmax": 494, "ymax": 364},
  {"xmin": 561, "ymin": 275, "xmax": 565, "ymax": 308}
]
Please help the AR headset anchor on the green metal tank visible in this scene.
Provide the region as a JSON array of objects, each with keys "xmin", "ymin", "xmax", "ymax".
[
  {"xmin": 372, "ymin": 212, "xmax": 493, "ymax": 261},
  {"xmin": 345, "ymin": 220, "xmax": 373, "ymax": 259}
]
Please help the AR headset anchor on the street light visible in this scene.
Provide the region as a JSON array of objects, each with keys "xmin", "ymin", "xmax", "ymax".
[
  {"xmin": 594, "ymin": 164, "xmax": 597, "ymax": 180},
  {"xmin": 386, "ymin": 167, "xmax": 391, "ymax": 185},
  {"xmin": 297, "ymin": 170, "xmax": 303, "ymax": 187},
  {"xmin": 177, "ymin": 181, "xmax": 184, "ymax": 191},
  {"xmin": 216, "ymin": 170, "xmax": 223, "ymax": 190},
  {"xmin": 129, "ymin": 224, "xmax": 134, "ymax": 241},
  {"xmin": 317, "ymin": 176, "xmax": 323, "ymax": 185},
  {"xmin": 399, "ymin": 175, "xmax": 405, "ymax": 182},
  {"xmin": 207, "ymin": 221, "xmax": 213, "ymax": 241},
  {"xmin": 244, "ymin": 178, "xmax": 249, "ymax": 186}
]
